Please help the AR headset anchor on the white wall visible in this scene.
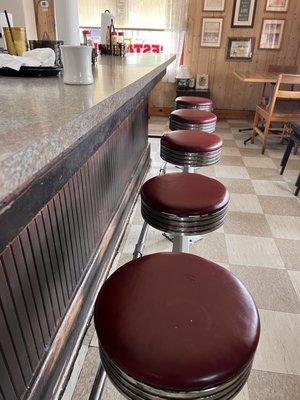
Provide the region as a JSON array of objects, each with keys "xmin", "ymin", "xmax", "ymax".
[{"xmin": 0, "ymin": 0, "xmax": 37, "ymax": 39}]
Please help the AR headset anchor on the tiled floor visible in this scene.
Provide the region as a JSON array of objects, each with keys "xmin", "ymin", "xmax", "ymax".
[{"xmin": 62, "ymin": 117, "xmax": 300, "ymax": 400}]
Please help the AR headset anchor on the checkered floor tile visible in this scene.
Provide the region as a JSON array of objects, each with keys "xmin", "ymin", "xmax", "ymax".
[{"xmin": 62, "ymin": 118, "xmax": 300, "ymax": 400}]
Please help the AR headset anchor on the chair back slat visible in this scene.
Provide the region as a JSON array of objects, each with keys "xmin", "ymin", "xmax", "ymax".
[
  {"xmin": 280, "ymin": 74, "xmax": 300, "ymax": 85},
  {"xmin": 277, "ymin": 90, "xmax": 300, "ymax": 100}
]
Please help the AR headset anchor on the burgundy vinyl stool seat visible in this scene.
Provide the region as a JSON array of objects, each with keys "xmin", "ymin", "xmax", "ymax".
[
  {"xmin": 161, "ymin": 130, "xmax": 223, "ymax": 167},
  {"xmin": 170, "ymin": 109, "xmax": 217, "ymax": 133},
  {"xmin": 140, "ymin": 173, "xmax": 228, "ymax": 252},
  {"xmin": 175, "ymin": 96, "xmax": 213, "ymax": 111},
  {"xmin": 94, "ymin": 252, "xmax": 260, "ymax": 400}
]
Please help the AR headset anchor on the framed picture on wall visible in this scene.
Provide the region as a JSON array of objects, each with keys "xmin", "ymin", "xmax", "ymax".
[
  {"xmin": 201, "ymin": 18, "xmax": 223, "ymax": 47},
  {"xmin": 259, "ymin": 19, "xmax": 285, "ymax": 50},
  {"xmin": 196, "ymin": 74, "xmax": 209, "ymax": 89},
  {"xmin": 265, "ymin": 0, "xmax": 289, "ymax": 12},
  {"xmin": 231, "ymin": 0, "xmax": 257, "ymax": 28},
  {"xmin": 226, "ymin": 37, "xmax": 255, "ymax": 60},
  {"xmin": 203, "ymin": 0, "xmax": 226, "ymax": 11}
]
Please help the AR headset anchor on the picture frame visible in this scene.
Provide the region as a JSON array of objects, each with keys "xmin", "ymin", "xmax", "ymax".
[
  {"xmin": 265, "ymin": 0, "xmax": 289, "ymax": 12},
  {"xmin": 231, "ymin": 0, "xmax": 257, "ymax": 28},
  {"xmin": 259, "ymin": 19, "xmax": 285, "ymax": 50},
  {"xmin": 203, "ymin": 0, "xmax": 225, "ymax": 12},
  {"xmin": 200, "ymin": 18, "xmax": 223, "ymax": 48},
  {"xmin": 196, "ymin": 74, "xmax": 209, "ymax": 90},
  {"xmin": 226, "ymin": 37, "xmax": 255, "ymax": 61}
]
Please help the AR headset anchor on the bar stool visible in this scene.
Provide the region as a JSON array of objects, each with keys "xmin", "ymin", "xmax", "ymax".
[
  {"xmin": 95, "ymin": 252, "xmax": 260, "ymax": 400},
  {"xmin": 161, "ymin": 130, "xmax": 223, "ymax": 173},
  {"xmin": 175, "ymin": 96, "xmax": 213, "ymax": 111},
  {"xmin": 140, "ymin": 173, "xmax": 229, "ymax": 252},
  {"xmin": 170, "ymin": 109, "xmax": 217, "ymax": 133}
]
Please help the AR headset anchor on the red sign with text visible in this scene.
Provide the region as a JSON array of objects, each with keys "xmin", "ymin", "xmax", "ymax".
[{"xmin": 128, "ymin": 44, "xmax": 163, "ymax": 53}]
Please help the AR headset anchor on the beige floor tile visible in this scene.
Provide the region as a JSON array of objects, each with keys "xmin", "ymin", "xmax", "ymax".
[
  {"xmin": 267, "ymin": 148, "xmax": 298, "ymax": 159},
  {"xmin": 190, "ymin": 231, "xmax": 228, "ymax": 264},
  {"xmin": 258, "ymin": 196, "xmax": 300, "ymax": 216},
  {"xmin": 243, "ymin": 157, "xmax": 277, "ymax": 169},
  {"xmin": 143, "ymin": 227, "xmax": 172, "ymax": 255},
  {"xmin": 225, "ymin": 234, "xmax": 284, "ymax": 269},
  {"xmin": 72, "ymin": 347, "xmax": 100, "ymax": 400},
  {"xmin": 248, "ymin": 370, "xmax": 300, "ymax": 400},
  {"xmin": 275, "ymin": 239, "xmax": 300, "ymax": 271},
  {"xmin": 129, "ymin": 200, "xmax": 144, "ymax": 225},
  {"xmin": 216, "ymin": 120, "xmax": 231, "ymax": 128},
  {"xmin": 218, "ymin": 178, "xmax": 255, "ymax": 194},
  {"xmin": 266, "ymin": 215, "xmax": 300, "ymax": 240},
  {"xmin": 224, "ymin": 212, "xmax": 272, "ymax": 237},
  {"xmin": 215, "ymin": 131, "xmax": 235, "ymax": 140},
  {"xmin": 247, "ymin": 167, "xmax": 284, "ymax": 181},
  {"xmin": 102, "ymin": 378, "xmax": 126, "ymax": 400},
  {"xmin": 221, "ymin": 147, "xmax": 241, "ymax": 156},
  {"xmin": 195, "ymin": 165, "xmax": 216, "ymax": 178},
  {"xmin": 62, "ymin": 345, "xmax": 89, "ymax": 400},
  {"xmin": 82, "ymin": 320, "xmax": 95, "ymax": 346},
  {"xmin": 228, "ymin": 119, "xmax": 252, "ymax": 126},
  {"xmin": 238, "ymin": 148, "xmax": 264, "ymax": 157},
  {"xmin": 228, "ymin": 194, "xmax": 263, "ymax": 214},
  {"xmin": 253, "ymin": 309, "xmax": 300, "ymax": 375},
  {"xmin": 218, "ymin": 156, "xmax": 245, "ymax": 166},
  {"xmin": 288, "ymin": 271, "xmax": 300, "ymax": 302},
  {"xmin": 222, "ymin": 139, "xmax": 238, "ymax": 148},
  {"xmin": 215, "ymin": 165, "xmax": 250, "ymax": 179},
  {"xmin": 236, "ymin": 140, "xmax": 261, "ymax": 149},
  {"xmin": 90, "ymin": 330, "xmax": 99, "ymax": 347},
  {"xmin": 252, "ymin": 180, "xmax": 294, "ymax": 197},
  {"xmin": 272, "ymin": 157, "xmax": 300, "ymax": 171},
  {"xmin": 282, "ymin": 169, "xmax": 300, "ymax": 183},
  {"xmin": 234, "ymin": 383, "xmax": 249, "ymax": 400},
  {"xmin": 230, "ymin": 266, "xmax": 300, "ymax": 313}
]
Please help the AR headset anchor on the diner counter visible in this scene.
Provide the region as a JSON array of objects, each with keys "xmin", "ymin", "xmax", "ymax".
[
  {"xmin": 0, "ymin": 53, "xmax": 175, "ymax": 203},
  {"xmin": 0, "ymin": 53, "xmax": 174, "ymax": 400}
]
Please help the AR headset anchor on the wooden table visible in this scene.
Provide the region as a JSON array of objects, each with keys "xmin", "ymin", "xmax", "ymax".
[
  {"xmin": 234, "ymin": 70, "xmax": 279, "ymax": 84},
  {"xmin": 233, "ymin": 70, "xmax": 280, "ymax": 139}
]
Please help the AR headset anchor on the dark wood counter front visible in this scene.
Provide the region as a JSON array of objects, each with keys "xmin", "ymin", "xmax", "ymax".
[{"xmin": 0, "ymin": 54, "xmax": 174, "ymax": 400}]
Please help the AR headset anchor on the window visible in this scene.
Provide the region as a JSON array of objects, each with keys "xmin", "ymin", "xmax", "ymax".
[{"xmin": 77, "ymin": 0, "xmax": 166, "ymax": 29}]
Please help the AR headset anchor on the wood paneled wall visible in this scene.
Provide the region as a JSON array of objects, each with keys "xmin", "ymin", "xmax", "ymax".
[{"xmin": 150, "ymin": 0, "xmax": 300, "ymax": 113}]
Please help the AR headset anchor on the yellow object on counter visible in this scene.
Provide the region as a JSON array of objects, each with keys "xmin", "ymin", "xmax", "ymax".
[{"xmin": 3, "ymin": 27, "xmax": 28, "ymax": 56}]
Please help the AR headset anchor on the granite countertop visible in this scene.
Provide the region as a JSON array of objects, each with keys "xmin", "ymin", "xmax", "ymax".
[{"xmin": 0, "ymin": 53, "xmax": 175, "ymax": 203}]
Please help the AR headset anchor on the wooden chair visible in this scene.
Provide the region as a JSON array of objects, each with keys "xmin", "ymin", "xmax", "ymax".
[
  {"xmin": 252, "ymin": 74, "xmax": 300, "ymax": 154},
  {"xmin": 261, "ymin": 65, "xmax": 297, "ymax": 107}
]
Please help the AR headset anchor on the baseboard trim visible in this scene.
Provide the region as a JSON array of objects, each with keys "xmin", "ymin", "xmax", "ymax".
[{"xmin": 149, "ymin": 107, "xmax": 255, "ymax": 120}]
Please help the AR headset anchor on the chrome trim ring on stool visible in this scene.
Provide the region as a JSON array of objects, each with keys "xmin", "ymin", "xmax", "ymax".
[
  {"xmin": 94, "ymin": 252, "xmax": 260, "ymax": 400},
  {"xmin": 175, "ymin": 96, "xmax": 213, "ymax": 111},
  {"xmin": 140, "ymin": 173, "xmax": 229, "ymax": 252},
  {"xmin": 161, "ymin": 130, "xmax": 223, "ymax": 168},
  {"xmin": 101, "ymin": 348, "xmax": 253, "ymax": 400},
  {"xmin": 170, "ymin": 109, "xmax": 217, "ymax": 133}
]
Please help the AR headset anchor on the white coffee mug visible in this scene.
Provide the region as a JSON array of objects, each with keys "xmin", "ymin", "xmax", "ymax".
[{"xmin": 61, "ymin": 45, "xmax": 93, "ymax": 85}]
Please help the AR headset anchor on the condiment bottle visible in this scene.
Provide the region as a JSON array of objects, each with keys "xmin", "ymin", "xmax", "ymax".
[
  {"xmin": 111, "ymin": 32, "xmax": 118, "ymax": 45},
  {"xmin": 118, "ymin": 32, "xmax": 124, "ymax": 44}
]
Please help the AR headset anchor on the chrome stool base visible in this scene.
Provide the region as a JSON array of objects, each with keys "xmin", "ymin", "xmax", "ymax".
[
  {"xmin": 169, "ymin": 119, "xmax": 217, "ymax": 133},
  {"xmin": 161, "ymin": 144, "xmax": 222, "ymax": 168},
  {"xmin": 101, "ymin": 348, "xmax": 252, "ymax": 400},
  {"xmin": 176, "ymin": 104, "xmax": 212, "ymax": 111},
  {"xmin": 141, "ymin": 199, "xmax": 227, "ymax": 237}
]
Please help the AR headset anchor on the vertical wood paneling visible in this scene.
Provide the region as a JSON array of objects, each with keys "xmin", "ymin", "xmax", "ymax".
[
  {"xmin": 185, "ymin": 0, "xmax": 300, "ymax": 110},
  {"xmin": 150, "ymin": 0, "xmax": 300, "ymax": 111},
  {"xmin": 0, "ymin": 98, "xmax": 148, "ymax": 400}
]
